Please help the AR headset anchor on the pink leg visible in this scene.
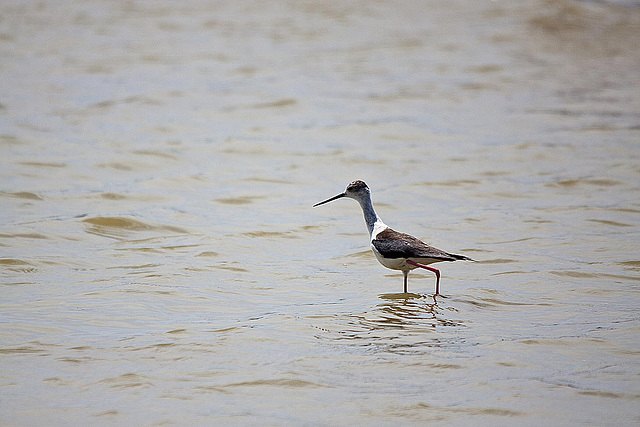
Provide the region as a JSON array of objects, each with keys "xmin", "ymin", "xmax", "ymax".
[
  {"xmin": 406, "ymin": 260, "xmax": 440, "ymax": 295},
  {"xmin": 403, "ymin": 270, "xmax": 408, "ymax": 293}
]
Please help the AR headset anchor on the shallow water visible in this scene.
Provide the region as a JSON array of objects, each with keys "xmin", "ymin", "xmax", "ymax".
[{"xmin": 2, "ymin": 0, "xmax": 640, "ymax": 425}]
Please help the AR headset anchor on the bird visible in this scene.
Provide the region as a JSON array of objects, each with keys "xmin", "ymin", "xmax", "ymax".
[{"xmin": 313, "ymin": 180, "xmax": 474, "ymax": 295}]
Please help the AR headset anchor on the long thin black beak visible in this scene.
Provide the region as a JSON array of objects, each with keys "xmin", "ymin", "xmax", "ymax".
[{"xmin": 313, "ymin": 192, "xmax": 346, "ymax": 207}]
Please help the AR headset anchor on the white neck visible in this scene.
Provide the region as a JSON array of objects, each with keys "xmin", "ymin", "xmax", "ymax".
[{"xmin": 357, "ymin": 193, "xmax": 384, "ymax": 237}]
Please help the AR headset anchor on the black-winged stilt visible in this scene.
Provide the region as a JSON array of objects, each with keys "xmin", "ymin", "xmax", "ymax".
[{"xmin": 313, "ymin": 180, "xmax": 474, "ymax": 295}]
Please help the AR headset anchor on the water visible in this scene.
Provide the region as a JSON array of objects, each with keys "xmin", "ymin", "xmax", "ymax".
[{"xmin": 2, "ymin": 0, "xmax": 639, "ymax": 425}]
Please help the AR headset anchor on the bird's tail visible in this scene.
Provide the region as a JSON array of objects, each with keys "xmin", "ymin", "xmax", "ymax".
[{"xmin": 449, "ymin": 253, "xmax": 476, "ymax": 262}]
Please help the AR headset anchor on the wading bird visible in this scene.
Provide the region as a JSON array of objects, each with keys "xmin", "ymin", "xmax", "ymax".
[{"xmin": 313, "ymin": 180, "xmax": 474, "ymax": 294}]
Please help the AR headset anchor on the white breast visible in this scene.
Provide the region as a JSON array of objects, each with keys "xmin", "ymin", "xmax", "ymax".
[
  {"xmin": 369, "ymin": 222, "xmax": 413, "ymax": 271},
  {"xmin": 370, "ymin": 243, "xmax": 409, "ymax": 271}
]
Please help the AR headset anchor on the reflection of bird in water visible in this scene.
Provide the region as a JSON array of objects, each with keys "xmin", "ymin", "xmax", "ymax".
[{"xmin": 314, "ymin": 180, "xmax": 474, "ymax": 295}]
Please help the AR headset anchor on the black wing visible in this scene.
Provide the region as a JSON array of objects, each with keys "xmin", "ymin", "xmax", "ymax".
[{"xmin": 372, "ymin": 228, "xmax": 470, "ymax": 261}]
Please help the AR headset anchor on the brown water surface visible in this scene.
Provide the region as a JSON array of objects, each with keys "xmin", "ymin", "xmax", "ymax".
[{"xmin": 1, "ymin": 0, "xmax": 639, "ymax": 425}]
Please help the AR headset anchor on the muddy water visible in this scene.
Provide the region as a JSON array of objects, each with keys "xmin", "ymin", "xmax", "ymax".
[{"xmin": 1, "ymin": 0, "xmax": 639, "ymax": 425}]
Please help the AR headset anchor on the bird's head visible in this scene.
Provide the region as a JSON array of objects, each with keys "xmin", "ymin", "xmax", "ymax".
[{"xmin": 313, "ymin": 180, "xmax": 370, "ymax": 207}]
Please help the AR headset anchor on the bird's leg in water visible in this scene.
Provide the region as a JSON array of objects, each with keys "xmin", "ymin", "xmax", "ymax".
[
  {"xmin": 406, "ymin": 259, "xmax": 440, "ymax": 295},
  {"xmin": 402, "ymin": 270, "xmax": 408, "ymax": 293}
]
